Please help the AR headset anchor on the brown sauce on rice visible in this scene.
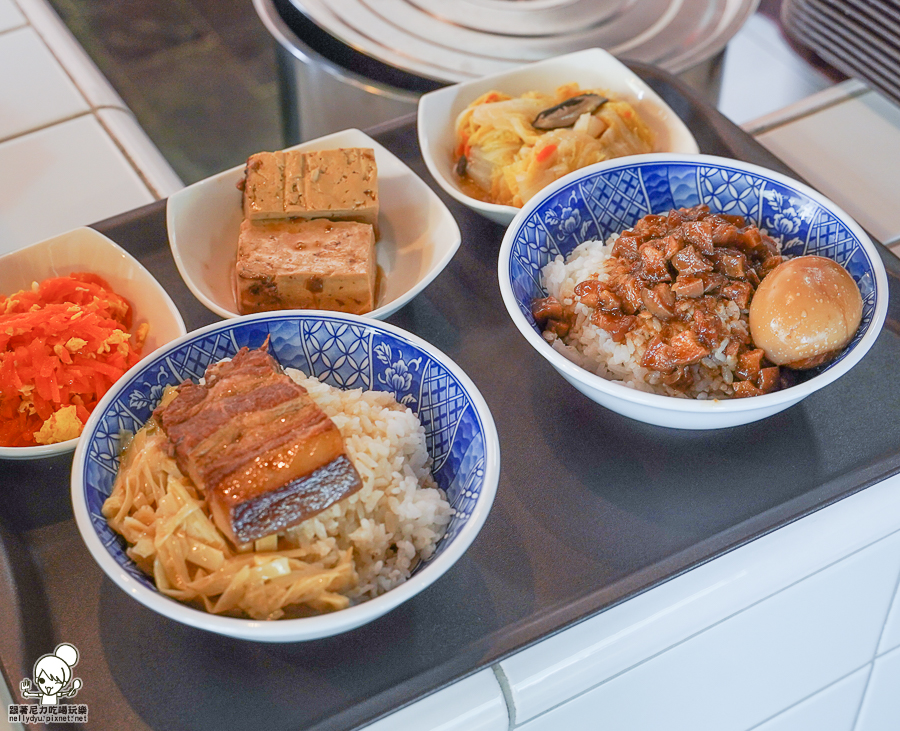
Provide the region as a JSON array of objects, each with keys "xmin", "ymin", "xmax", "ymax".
[{"xmin": 534, "ymin": 205, "xmax": 794, "ymax": 399}]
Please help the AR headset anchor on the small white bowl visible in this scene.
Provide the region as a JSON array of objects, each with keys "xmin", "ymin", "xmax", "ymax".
[
  {"xmin": 0, "ymin": 228, "xmax": 186, "ymax": 460},
  {"xmin": 418, "ymin": 47, "xmax": 700, "ymax": 226},
  {"xmin": 167, "ymin": 128, "xmax": 461, "ymax": 320}
]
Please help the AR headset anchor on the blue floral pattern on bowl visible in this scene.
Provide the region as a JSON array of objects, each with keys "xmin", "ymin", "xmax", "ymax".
[
  {"xmin": 509, "ymin": 158, "xmax": 880, "ymax": 373},
  {"xmin": 79, "ymin": 314, "xmax": 491, "ymax": 591}
]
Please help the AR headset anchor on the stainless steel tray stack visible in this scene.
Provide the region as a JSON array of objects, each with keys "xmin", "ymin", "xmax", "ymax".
[
  {"xmin": 281, "ymin": 0, "xmax": 758, "ymax": 80},
  {"xmin": 783, "ymin": 0, "xmax": 900, "ymax": 106},
  {"xmin": 258, "ymin": 0, "xmax": 759, "ymax": 140}
]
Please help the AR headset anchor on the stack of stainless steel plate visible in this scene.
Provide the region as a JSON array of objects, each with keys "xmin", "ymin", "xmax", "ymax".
[
  {"xmin": 782, "ymin": 0, "xmax": 900, "ymax": 106},
  {"xmin": 287, "ymin": 0, "xmax": 759, "ymax": 81},
  {"xmin": 258, "ymin": 0, "xmax": 760, "ymax": 140}
]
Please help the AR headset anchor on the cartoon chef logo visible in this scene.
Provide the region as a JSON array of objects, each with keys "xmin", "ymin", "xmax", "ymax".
[{"xmin": 19, "ymin": 643, "xmax": 82, "ymax": 705}]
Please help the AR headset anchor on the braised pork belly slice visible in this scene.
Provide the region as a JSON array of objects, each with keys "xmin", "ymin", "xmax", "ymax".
[{"xmin": 154, "ymin": 346, "xmax": 362, "ymax": 544}]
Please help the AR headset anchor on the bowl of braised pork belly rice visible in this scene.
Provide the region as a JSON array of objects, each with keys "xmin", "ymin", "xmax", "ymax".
[
  {"xmin": 71, "ymin": 312, "xmax": 499, "ymax": 641},
  {"xmin": 499, "ymin": 153, "xmax": 888, "ymax": 429}
]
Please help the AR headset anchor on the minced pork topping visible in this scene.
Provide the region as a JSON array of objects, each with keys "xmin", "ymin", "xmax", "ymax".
[{"xmin": 533, "ymin": 205, "xmax": 792, "ymax": 398}]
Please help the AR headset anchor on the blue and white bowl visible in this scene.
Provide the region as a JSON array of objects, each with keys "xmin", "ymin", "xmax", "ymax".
[
  {"xmin": 499, "ymin": 153, "xmax": 888, "ymax": 430},
  {"xmin": 71, "ymin": 312, "xmax": 500, "ymax": 641}
]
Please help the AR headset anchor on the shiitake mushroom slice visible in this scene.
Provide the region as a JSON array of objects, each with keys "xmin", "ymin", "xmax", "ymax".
[{"xmin": 532, "ymin": 93, "xmax": 609, "ymax": 130}]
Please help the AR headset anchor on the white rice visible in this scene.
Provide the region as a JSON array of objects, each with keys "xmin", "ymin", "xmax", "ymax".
[
  {"xmin": 541, "ymin": 236, "xmax": 751, "ymax": 399},
  {"xmin": 283, "ymin": 370, "xmax": 453, "ymax": 601}
]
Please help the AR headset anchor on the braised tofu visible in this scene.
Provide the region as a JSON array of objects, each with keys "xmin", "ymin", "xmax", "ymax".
[
  {"xmin": 236, "ymin": 218, "xmax": 376, "ymax": 315},
  {"xmin": 282, "ymin": 149, "xmax": 306, "ymax": 216},
  {"xmin": 284, "ymin": 148, "xmax": 379, "ymax": 230},
  {"xmin": 155, "ymin": 346, "xmax": 362, "ymax": 544},
  {"xmin": 242, "ymin": 151, "xmax": 285, "ymax": 220}
]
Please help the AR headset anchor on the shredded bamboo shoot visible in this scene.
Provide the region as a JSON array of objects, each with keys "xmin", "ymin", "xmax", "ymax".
[{"xmin": 103, "ymin": 420, "xmax": 357, "ymax": 620}]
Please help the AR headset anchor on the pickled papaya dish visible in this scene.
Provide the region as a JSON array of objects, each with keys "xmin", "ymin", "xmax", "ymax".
[{"xmin": 0, "ymin": 273, "xmax": 148, "ymax": 447}]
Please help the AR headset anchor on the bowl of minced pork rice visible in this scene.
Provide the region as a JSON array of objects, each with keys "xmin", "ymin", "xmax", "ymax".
[{"xmin": 499, "ymin": 154, "xmax": 887, "ymax": 430}]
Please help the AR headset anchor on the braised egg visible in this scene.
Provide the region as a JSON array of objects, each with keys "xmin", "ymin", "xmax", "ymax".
[{"xmin": 749, "ymin": 255, "xmax": 862, "ymax": 369}]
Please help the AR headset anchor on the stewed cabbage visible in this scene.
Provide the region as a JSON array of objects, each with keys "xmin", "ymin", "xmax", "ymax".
[{"xmin": 454, "ymin": 83, "xmax": 655, "ymax": 207}]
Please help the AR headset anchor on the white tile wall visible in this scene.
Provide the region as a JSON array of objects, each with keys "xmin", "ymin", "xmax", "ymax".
[
  {"xmin": 361, "ymin": 669, "xmax": 508, "ymax": 731},
  {"xmin": 0, "ymin": 26, "xmax": 88, "ymax": 141},
  {"xmin": 0, "ymin": 115, "xmax": 154, "ymax": 254},
  {"xmin": 854, "ymin": 645, "xmax": 900, "ymax": 731},
  {"xmin": 753, "ymin": 667, "xmax": 870, "ymax": 731},
  {"xmin": 0, "ymin": 0, "xmax": 24, "ymax": 33},
  {"xmin": 500, "ymin": 474, "xmax": 900, "ymax": 725},
  {"xmin": 515, "ymin": 530, "xmax": 900, "ymax": 731}
]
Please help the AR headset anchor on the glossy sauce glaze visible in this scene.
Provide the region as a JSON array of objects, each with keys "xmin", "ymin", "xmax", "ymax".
[{"xmin": 534, "ymin": 206, "xmax": 796, "ymax": 397}]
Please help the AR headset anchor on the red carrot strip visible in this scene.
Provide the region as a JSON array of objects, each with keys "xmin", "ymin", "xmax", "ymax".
[
  {"xmin": 536, "ymin": 144, "xmax": 557, "ymax": 163},
  {"xmin": 0, "ymin": 273, "xmax": 145, "ymax": 447}
]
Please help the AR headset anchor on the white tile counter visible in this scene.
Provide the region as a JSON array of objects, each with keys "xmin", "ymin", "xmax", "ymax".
[
  {"xmin": 0, "ymin": 25, "xmax": 88, "ymax": 139},
  {"xmin": 718, "ymin": 12, "xmax": 833, "ymax": 126},
  {"xmin": 857, "ymin": 645, "xmax": 900, "ymax": 731},
  {"xmin": 0, "ymin": 115, "xmax": 153, "ymax": 248},
  {"xmin": 753, "ymin": 668, "xmax": 871, "ymax": 731},
  {"xmin": 0, "ymin": 0, "xmax": 23, "ymax": 32},
  {"xmin": 499, "ymin": 474, "xmax": 900, "ymax": 726},
  {"xmin": 362, "ymin": 669, "xmax": 508, "ymax": 731},
  {"xmin": 360, "ymin": 474, "xmax": 900, "ymax": 731},
  {"xmin": 502, "ymin": 478, "xmax": 900, "ymax": 730},
  {"xmin": 878, "ymin": 572, "xmax": 900, "ymax": 655},
  {"xmin": 0, "ymin": 0, "xmax": 181, "ymax": 256}
]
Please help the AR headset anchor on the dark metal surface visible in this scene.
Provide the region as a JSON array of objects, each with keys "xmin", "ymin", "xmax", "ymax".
[
  {"xmin": 1, "ymin": 64, "xmax": 899, "ymax": 731},
  {"xmin": 782, "ymin": 0, "xmax": 900, "ymax": 108}
]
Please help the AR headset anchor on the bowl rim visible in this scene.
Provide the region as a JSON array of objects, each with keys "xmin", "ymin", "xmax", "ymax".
[
  {"xmin": 166, "ymin": 128, "xmax": 461, "ymax": 322},
  {"xmin": 417, "ymin": 47, "xmax": 700, "ymax": 219},
  {"xmin": 498, "ymin": 152, "xmax": 889, "ymax": 415},
  {"xmin": 70, "ymin": 310, "xmax": 501, "ymax": 640},
  {"xmin": 0, "ymin": 227, "xmax": 187, "ymax": 461}
]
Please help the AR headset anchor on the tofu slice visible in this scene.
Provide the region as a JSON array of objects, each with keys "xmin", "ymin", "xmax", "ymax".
[
  {"xmin": 283, "ymin": 148, "xmax": 379, "ymax": 231},
  {"xmin": 242, "ymin": 151, "xmax": 285, "ymax": 220},
  {"xmin": 282, "ymin": 149, "xmax": 306, "ymax": 215},
  {"xmin": 235, "ymin": 218, "xmax": 376, "ymax": 315}
]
